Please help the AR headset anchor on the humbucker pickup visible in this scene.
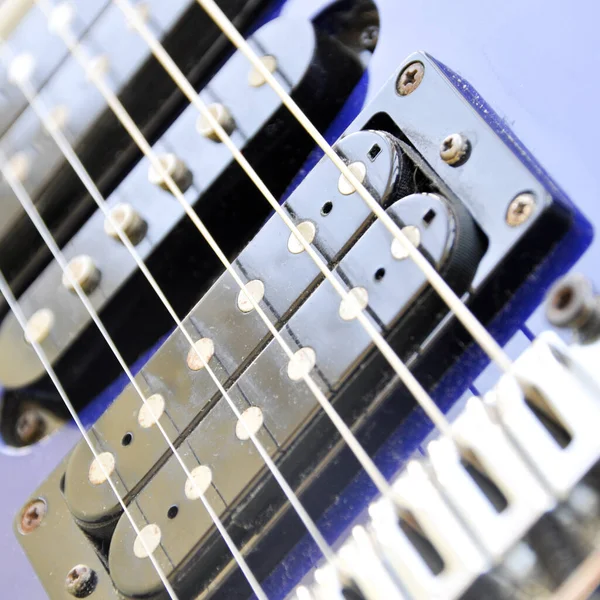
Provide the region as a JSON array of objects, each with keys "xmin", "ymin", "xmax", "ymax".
[
  {"xmin": 16, "ymin": 53, "xmax": 591, "ymax": 599},
  {"xmin": 0, "ymin": 13, "xmax": 364, "ymax": 405}
]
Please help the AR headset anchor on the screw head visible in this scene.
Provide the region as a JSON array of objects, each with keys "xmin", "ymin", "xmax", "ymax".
[
  {"xmin": 440, "ymin": 133, "xmax": 470, "ymax": 166},
  {"xmin": 19, "ymin": 498, "xmax": 47, "ymax": 534},
  {"xmin": 546, "ymin": 274, "xmax": 594, "ymax": 328},
  {"xmin": 396, "ymin": 62, "xmax": 424, "ymax": 96},
  {"xmin": 359, "ymin": 25, "xmax": 379, "ymax": 51},
  {"xmin": 506, "ymin": 192, "xmax": 536, "ymax": 227},
  {"xmin": 65, "ymin": 564, "xmax": 97, "ymax": 598},
  {"xmin": 15, "ymin": 409, "xmax": 46, "ymax": 445}
]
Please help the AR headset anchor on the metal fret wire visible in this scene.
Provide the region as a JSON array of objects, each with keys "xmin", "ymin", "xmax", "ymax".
[
  {"xmin": 1, "ymin": 36, "xmax": 338, "ymax": 573},
  {"xmin": 35, "ymin": 0, "xmax": 395, "ymax": 496},
  {"xmin": 0, "ymin": 184, "xmax": 179, "ymax": 600},
  {"xmin": 0, "ymin": 140, "xmax": 268, "ymax": 599},
  {"xmin": 188, "ymin": 0, "xmax": 513, "ymax": 374}
]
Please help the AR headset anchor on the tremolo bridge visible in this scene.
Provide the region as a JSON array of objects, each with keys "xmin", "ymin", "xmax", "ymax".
[{"xmin": 16, "ymin": 53, "xmax": 586, "ymax": 599}]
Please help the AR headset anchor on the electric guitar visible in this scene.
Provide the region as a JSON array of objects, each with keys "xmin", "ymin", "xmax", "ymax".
[{"xmin": 0, "ymin": 0, "xmax": 599, "ymax": 598}]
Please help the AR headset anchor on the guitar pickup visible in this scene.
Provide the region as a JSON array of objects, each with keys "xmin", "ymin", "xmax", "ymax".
[
  {"xmin": 0, "ymin": 12, "xmax": 365, "ymax": 411},
  {"xmin": 16, "ymin": 52, "xmax": 591, "ymax": 599}
]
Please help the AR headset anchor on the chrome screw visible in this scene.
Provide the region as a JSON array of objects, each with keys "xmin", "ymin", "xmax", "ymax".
[
  {"xmin": 19, "ymin": 498, "xmax": 46, "ymax": 534},
  {"xmin": 506, "ymin": 192, "xmax": 536, "ymax": 227},
  {"xmin": 65, "ymin": 564, "xmax": 97, "ymax": 598},
  {"xmin": 440, "ymin": 133, "xmax": 470, "ymax": 166},
  {"xmin": 15, "ymin": 408, "xmax": 45, "ymax": 445},
  {"xmin": 396, "ymin": 62, "xmax": 424, "ymax": 96}
]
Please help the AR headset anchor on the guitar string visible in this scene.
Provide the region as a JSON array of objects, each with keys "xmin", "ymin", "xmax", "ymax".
[
  {"xmin": 152, "ymin": 0, "xmax": 513, "ymax": 375},
  {"xmin": 45, "ymin": 0, "xmax": 453, "ymax": 438},
  {"xmin": 31, "ymin": 0, "xmax": 524, "ymax": 571},
  {"xmin": 0, "ymin": 45, "xmax": 339, "ymax": 572},
  {"xmin": 0, "ymin": 239, "xmax": 179, "ymax": 596},
  {"xmin": 109, "ymin": 2, "xmax": 565, "ymax": 561},
  {"xmin": 72, "ymin": 14, "xmax": 557, "ymax": 568},
  {"xmin": 35, "ymin": 0, "xmax": 397, "ymax": 496},
  {"xmin": 8, "ymin": 2, "xmax": 527, "ymax": 585},
  {"xmin": 0, "ymin": 144, "xmax": 268, "ymax": 599}
]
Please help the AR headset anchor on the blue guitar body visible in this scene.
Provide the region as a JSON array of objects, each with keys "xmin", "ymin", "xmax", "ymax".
[{"xmin": 1, "ymin": 0, "xmax": 598, "ymax": 597}]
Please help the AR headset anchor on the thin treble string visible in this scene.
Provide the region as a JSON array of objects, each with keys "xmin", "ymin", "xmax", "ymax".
[
  {"xmin": 0, "ymin": 280, "xmax": 178, "ymax": 599},
  {"xmin": 1, "ymin": 43, "xmax": 337, "ymax": 569},
  {"xmin": 36, "ymin": 0, "xmax": 394, "ymax": 495},
  {"xmin": 0, "ymin": 144, "xmax": 268, "ymax": 600},
  {"xmin": 187, "ymin": 0, "xmax": 513, "ymax": 374},
  {"xmin": 105, "ymin": 0, "xmax": 454, "ymax": 437},
  {"xmin": 110, "ymin": 9, "xmax": 563, "ymax": 568}
]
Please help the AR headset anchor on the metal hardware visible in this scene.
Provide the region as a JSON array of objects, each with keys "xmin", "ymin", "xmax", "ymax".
[
  {"xmin": 19, "ymin": 498, "xmax": 46, "ymax": 535},
  {"xmin": 546, "ymin": 273, "xmax": 600, "ymax": 342},
  {"xmin": 147, "ymin": 153, "xmax": 193, "ymax": 194},
  {"xmin": 359, "ymin": 25, "xmax": 379, "ymax": 51},
  {"xmin": 88, "ymin": 452, "xmax": 115, "ymax": 486},
  {"xmin": 236, "ymin": 279, "xmax": 265, "ymax": 313},
  {"xmin": 439, "ymin": 133, "xmax": 470, "ymax": 166},
  {"xmin": 186, "ymin": 338, "xmax": 215, "ymax": 371},
  {"xmin": 247, "ymin": 55, "xmax": 277, "ymax": 87},
  {"xmin": 337, "ymin": 161, "xmax": 366, "ymax": 195},
  {"xmin": 506, "ymin": 192, "xmax": 536, "ymax": 227},
  {"xmin": 103, "ymin": 203, "xmax": 146, "ymax": 245},
  {"xmin": 65, "ymin": 565, "xmax": 97, "ymax": 598},
  {"xmin": 196, "ymin": 103, "xmax": 236, "ymax": 141},
  {"xmin": 287, "ymin": 221, "xmax": 316, "ymax": 254},
  {"xmin": 390, "ymin": 225, "xmax": 421, "ymax": 260},
  {"xmin": 23, "ymin": 308, "xmax": 54, "ymax": 345},
  {"xmin": 15, "ymin": 409, "xmax": 46, "ymax": 445},
  {"xmin": 61, "ymin": 255, "xmax": 101, "ymax": 294},
  {"xmin": 396, "ymin": 61, "xmax": 424, "ymax": 96}
]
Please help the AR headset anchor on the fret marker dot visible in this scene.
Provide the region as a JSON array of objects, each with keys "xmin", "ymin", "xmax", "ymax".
[
  {"xmin": 287, "ymin": 347, "xmax": 317, "ymax": 381},
  {"xmin": 185, "ymin": 465, "xmax": 212, "ymax": 500},
  {"xmin": 287, "ymin": 221, "xmax": 316, "ymax": 254},
  {"xmin": 138, "ymin": 394, "xmax": 165, "ymax": 429},
  {"xmin": 237, "ymin": 280, "xmax": 265, "ymax": 313},
  {"xmin": 62, "ymin": 255, "xmax": 101, "ymax": 294},
  {"xmin": 248, "ymin": 55, "xmax": 277, "ymax": 87},
  {"xmin": 88, "ymin": 452, "xmax": 115, "ymax": 486},
  {"xmin": 391, "ymin": 225, "xmax": 421, "ymax": 260},
  {"xmin": 186, "ymin": 338, "xmax": 214, "ymax": 371},
  {"xmin": 133, "ymin": 524, "xmax": 161, "ymax": 559},
  {"xmin": 337, "ymin": 162, "xmax": 366, "ymax": 196},
  {"xmin": 196, "ymin": 103, "xmax": 235, "ymax": 141},
  {"xmin": 339, "ymin": 287, "xmax": 368, "ymax": 321},
  {"xmin": 235, "ymin": 407, "xmax": 264, "ymax": 441},
  {"xmin": 24, "ymin": 308, "xmax": 55, "ymax": 345}
]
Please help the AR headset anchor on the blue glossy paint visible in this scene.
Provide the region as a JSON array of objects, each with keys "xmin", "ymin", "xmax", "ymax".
[{"xmin": 1, "ymin": 0, "xmax": 598, "ymax": 598}]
